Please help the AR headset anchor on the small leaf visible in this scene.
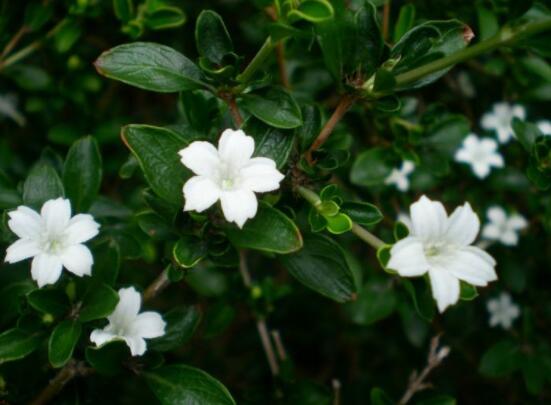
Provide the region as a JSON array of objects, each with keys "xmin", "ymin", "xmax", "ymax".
[
  {"xmin": 240, "ymin": 87, "xmax": 302, "ymax": 129},
  {"xmin": 48, "ymin": 320, "xmax": 82, "ymax": 368},
  {"xmin": 243, "ymin": 118, "xmax": 295, "ymax": 169},
  {"xmin": 0, "ymin": 328, "xmax": 43, "ymax": 364},
  {"xmin": 340, "ymin": 201, "xmax": 383, "ymax": 226},
  {"xmin": 23, "ymin": 162, "xmax": 64, "ymax": 209},
  {"xmin": 149, "ymin": 306, "xmax": 201, "ymax": 352},
  {"xmin": 63, "ymin": 136, "xmax": 102, "ymax": 212},
  {"xmin": 350, "ymin": 147, "xmax": 395, "ymax": 187},
  {"xmin": 27, "ymin": 289, "xmax": 70, "ymax": 318},
  {"xmin": 459, "ymin": 282, "xmax": 478, "ymax": 301},
  {"xmin": 145, "ymin": 365, "xmax": 236, "ymax": 405},
  {"xmin": 225, "ymin": 203, "xmax": 303, "ymax": 254},
  {"xmin": 79, "ymin": 283, "xmax": 119, "ymax": 322},
  {"xmin": 297, "ymin": 105, "xmax": 322, "ymax": 152},
  {"xmin": 195, "ymin": 10, "xmax": 233, "ymax": 65},
  {"xmin": 393, "ymin": 4, "xmax": 416, "ymax": 42},
  {"xmin": 325, "ymin": 213, "xmax": 353, "ymax": 234},
  {"xmin": 94, "ymin": 42, "xmax": 205, "ymax": 93},
  {"xmin": 402, "ymin": 279, "xmax": 436, "ymax": 322},
  {"xmin": 346, "ymin": 281, "xmax": 397, "ymax": 325},
  {"xmin": 113, "ymin": 0, "xmax": 134, "ymax": 22},
  {"xmin": 479, "ymin": 340, "xmax": 522, "ymax": 377},
  {"xmin": 85, "ymin": 340, "xmax": 129, "ymax": 376},
  {"xmin": 288, "ymin": 0, "xmax": 334, "ymax": 23},
  {"xmin": 512, "ymin": 118, "xmax": 542, "ymax": 152},
  {"xmin": 173, "ymin": 236, "xmax": 208, "ymax": 268},
  {"xmin": 146, "ymin": 6, "xmax": 187, "ymax": 30}
]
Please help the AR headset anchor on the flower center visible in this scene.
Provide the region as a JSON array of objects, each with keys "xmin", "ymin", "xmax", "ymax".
[
  {"xmin": 41, "ymin": 234, "xmax": 66, "ymax": 255},
  {"xmin": 217, "ymin": 162, "xmax": 241, "ymax": 191},
  {"xmin": 221, "ymin": 178, "xmax": 235, "ymax": 190}
]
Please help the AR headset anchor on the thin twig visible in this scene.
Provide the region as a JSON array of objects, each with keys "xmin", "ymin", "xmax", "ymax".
[
  {"xmin": 382, "ymin": 1, "xmax": 391, "ymax": 42},
  {"xmin": 271, "ymin": 330, "xmax": 288, "ymax": 361},
  {"xmin": 332, "ymin": 379, "xmax": 342, "ymax": 405},
  {"xmin": 275, "ymin": 42, "xmax": 290, "ymax": 88},
  {"xmin": 398, "ymin": 336, "xmax": 450, "ymax": 405},
  {"xmin": 143, "ymin": 269, "xmax": 170, "ymax": 302},
  {"xmin": 1, "ymin": 25, "xmax": 29, "ymax": 59}
]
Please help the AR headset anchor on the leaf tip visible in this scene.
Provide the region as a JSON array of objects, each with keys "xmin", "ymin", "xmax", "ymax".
[{"xmin": 463, "ymin": 25, "xmax": 475, "ymax": 43}]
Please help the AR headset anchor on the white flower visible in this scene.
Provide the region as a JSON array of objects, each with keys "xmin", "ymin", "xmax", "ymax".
[
  {"xmin": 481, "ymin": 102, "xmax": 525, "ymax": 143},
  {"xmin": 454, "ymin": 134, "xmax": 504, "ymax": 179},
  {"xmin": 5, "ymin": 198, "xmax": 100, "ymax": 288},
  {"xmin": 537, "ymin": 120, "xmax": 551, "ymax": 135},
  {"xmin": 481, "ymin": 206, "xmax": 527, "ymax": 246},
  {"xmin": 384, "ymin": 161, "xmax": 415, "ymax": 191},
  {"xmin": 178, "ymin": 129, "xmax": 285, "ymax": 228},
  {"xmin": 487, "ymin": 292, "xmax": 520, "ymax": 329},
  {"xmin": 90, "ymin": 287, "xmax": 166, "ymax": 356},
  {"xmin": 387, "ymin": 195, "xmax": 497, "ymax": 313}
]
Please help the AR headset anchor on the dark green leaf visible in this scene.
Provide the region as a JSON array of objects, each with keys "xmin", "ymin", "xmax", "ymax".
[
  {"xmin": 85, "ymin": 340, "xmax": 129, "ymax": 376},
  {"xmin": 79, "ymin": 283, "xmax": 119, "ymax": 322},
  {"xmin": 195, "ymin": 10, "xmax": 233, "ymax": 65},
  {"xmin": 340, "ymin": 201, "xmax": 383, "ymax": 226},
  {"xmin": 149, "ymin": 306, "xmax": 201, "ymax": 352},
  {"xmin": 240, "ymin": 87, "xmax": 302, "ymax": 129},
  {"xmin": 346, "ymin": 280, "xmax": 397, "ymax": 325},
  {"xmin": 113, "ymin": 0, "xmax": 134, "ymax": 22},
  {"xmin": 243, "ymin": 118, "xmax": 295, "ymax": 169},
  {"xmin": 0, "ymin": 328, "xmax": 43, "ymax": 364},
  {"xmin": 146, "ymin": 6, "xmax": 187, "ymax": 30},
  {"xmin": 27, "ymin": 289, "xmax": 70, "ymax": 318},
  {"xmin": 23, "ymin": 162, "xmax": 64, "ymax": 209},
  {"xmin": 393, "ymin": 4, "xmax": 416, "ymax": 42},
  {"xmin": 173, "ymin": 236, "xmax": 208, "ymax": 268},
  {"xmin": 479, "ymin": 340, "xmax": 522, "ymax": 377},
  {"xmin": 48, "ymin": 320, "xmax": 81, "ymax": 368},
  {"xmin": 288, "ymin": 0, "xmax": 334, "ymax": 23},
  {"xmin": 512, "ymin": 118, "xmax": 542, "ymax": 152},
  {"xmin": 350, "ymin": 147, "xmax": 395, "ymax": 187}
]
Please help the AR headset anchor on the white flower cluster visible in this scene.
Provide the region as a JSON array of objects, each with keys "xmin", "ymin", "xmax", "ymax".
[{"xmin": 487, "ymin": 292, "xmax": 520, "ymax": 329}]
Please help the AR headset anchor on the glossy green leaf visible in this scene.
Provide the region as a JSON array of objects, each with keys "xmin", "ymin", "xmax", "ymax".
[
  {"xmin": 149, "ymin": 306, "xmax": 201, "ymax": 352},
  {"xmin": 353, "ymin": 0, "xmax": 383, "ymax": 76},
  {"xmin": 85, "ymin": 340, "xmax": 129, "ymax": 376},
  {"xmin": 79, "ymin": 283, "xmax": 119, "ymax": 322},
  {"xmin": 0, "ymin": 328, "xmax": 43, "ymax": 364},
  {"xmin": 288, "ymin": 0, "xmax": 334, "ymax": 23},
  {"xmin": 325, "ymin": 213, "xmax": 353, "ymax": 234},
  {"xmin": 173, "ymin": 236, "xmax": 208, "ymax": 268},
  {"xmin": 27, "ymin": 289, "xmax": 70, "ymax": 318},
  {"xmin": 113, "ymin": 0, "xmax": 134, "ymax": 22},
  {"xmin": 48, "ymin": 319, "xmax": 81, "ymax": 368},
  {"xmin": 479, "ymin": 340, "xmax": 522, "ymax": 377},
  {"xmin": 240, "ymin": 88, "xmax": 302, "ymax": 129},
  {"xmin": 393, "ymin": 4, "xmax": 416, "ymax": 42},
  {"xmin": 350, "ymin": 147, "xmax": 395, "ymax": 187},
  {"xmin": 146, "ymin": 6, "xmax": 187, "ymax": 30},
  {"xmin": 243, "ymin": 118, "xmax": 295, "ymax": 169},
  {"xmin": 23, "ymin": 161, "xmax": 64, "ymax": 209},
  {"xmin": 195, "ymin": 10, "xmax": 233, "ymax": 65},
  {"xmin": 340, "ymin": 201, "xmax": 383, "ymax": 226},
  {"xmin": 459, "ymin": 282, "xmax": 478, "ymax": 301},
  {"xmin": 346, "ymin": 281, "xmax": 397, "ymax": 325}
]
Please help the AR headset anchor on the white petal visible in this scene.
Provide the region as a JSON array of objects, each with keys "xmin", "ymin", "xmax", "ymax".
[
  {"xmin": 472, "ymin": 162, "xmax": 491, "ymax": 179},
  {"xmin": 124, "ymin": 336, "xmax": 147, "ymax": 356},
  {"xmin": 387, "ymin": 237, "xmax": 429, "ymax": 276},
  {"xmin": 445, "ymin": 202, "xmax": 480, "ymax": 246},
  {"xmin": 512, "ymin": 105, "xmax": 526, "ymax": 120},
  {"xmin": 108, "ymin": 287, "xmax": 141, "ymax": 326},
  {"xmin": 178, "ymin": 141, "xmax": 220, "ymax": 177},
  {"xmin": 508, "ymin": 214, "xmax": 527, "ymax": 230},
  {"xmin": 481, "ymin": 224, "xmax": 501, "ymax": 240},
  {"xmin": 31, "ymin": 254, "xmax": 63, "ymax": 287},
  {"xmin": 61, "ymin": 244, "xmax": 93, "ymax": 277},
  {"xmin": 428, "ymin": 267, "xmax": 460, "ymax": 313},
  {"xmin": 497, "ymin": 127, "xmax": 512, "ymax": 143},
  {"xmin": 64, "ymin": 214, "xmax": 100, "ymax": 244},
  {"xmin": 41, "ymin": 198, "xmax": 71, "ymax": 236},
  {"xmin": 410, "ymin": 195, "xmax": 448, "ymax": 241},
  {"xmin": 240, "ymin": 157, "xmax": 284, "ymax": 193},
  {"xmin": 183, "ymin": 176, "xmax": 220, "ymax": 212},
  {"xmin": 90, "ymin": 329, "xmax": 117, "ymax": 347},
  {"xmin": 500, "ymin": 230, "xmax": 519, "ymax": 246},
  {"xmin": 487, "ymin": 206, "xmax": 506, "ymax": 224},
  {"xmin": 220, "ymin": 189, "xmax": 258, "ymax": 228},
  {"xmin": 130, "ymin": 312, "xmax": 166, "ymax": 339},
  {"xmin": 218, "ymin": 129, "xmax": 254, "ymax": 168},
  {"xmin": 7, "ymin": 206, "xmax": 43, "ymax": 239},
  {"xmin": 446, "ymin": 246, "xmax": 497, "ymax": 286},
  {"xmin": 480, "ymin": 113, "xmax": 498, "ymax": 131},
  {"xmin": 5, "ymin": 239, "xmax": 41, "ymax": 263}
]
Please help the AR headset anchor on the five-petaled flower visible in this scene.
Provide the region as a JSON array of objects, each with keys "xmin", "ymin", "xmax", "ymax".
[
  {"xmin": 385, "ymin": 161, "xmax": 415, "ymax": 191},
  {"xmin": 454, "ymin": 133, "xmax": 504, "ymax": 179},
  {"xmin": 481, "ymin": 206, "xmax": 527, "ymax": 246},
  {"xmin": 481, "ymin": 102, "xmax": 525, "ymax": 143},
  {"xmin": 5, "ymin": 198, "xmax": 100, "ymax": 288},
  {"xmin": 537, "ymin": 120, "xmax": 551, "ymax": 136},
  {"xmin": 388, "ymin": 195, "xmax": 497, "ymax": 313},
  {"xmin": 90, "ymin": 287, "xmax": 166, "ymax": 356},
  {"xmin": 179, "ymin": 128, "xmax": 285, "ymax": 228},
  {"xmin": 487, "ymin": 292, "xmax": 520, "ymax": 329}
]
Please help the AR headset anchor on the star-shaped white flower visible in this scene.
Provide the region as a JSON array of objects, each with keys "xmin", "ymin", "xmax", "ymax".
[
  {"xmin": 537, "ymin": 120, "xmax": 551, "ymax": 136},
  {"xmin": 481, "ymin": 206, "xmax": 527, "ymax": 246},
  {"xmin": 178, "ymin": 128, "xmax": 285, "ymax": 228},
  {"xmin": 5, "ymin": 198, "xmax": 100, "ymax": 288},
  {"xmin": 384, "ymin": 161, "xmax": 415, "ymax": 191},
  {"xmin": 388, "ymin": 195, "xmax": 497, "ymax": 313},
  {"xmin": 90, "ymin": 287, "xmax": 166, "ymax": 356},
  {"xmin": 454, "ymin": 134, "xmax": 504, "ymax": 179},
  {"xmin": 481, "ymin": 102, "xmax": 526, "ymax": 143},
  {"xmin": 487, "ymin": 292, "xmax": 520, "ymax": 329}
]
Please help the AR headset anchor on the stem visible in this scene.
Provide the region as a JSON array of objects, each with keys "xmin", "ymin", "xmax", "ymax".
[
  {"xmin": 236, "ymin": 37, "xmax": 275, "ymax": 85},
  {"xmin": 271, "ymin": 330, "xmax": 288, "ymax": 361},
  {"xmin": 306, "ymin": 95, "xmax": 356, "ymax": 163},
  {"xmin": 394, "ymin": 18, "xmax": 551, "ymax": 88},
  {"xmin": 382, "ymin": 1, "xmax": 391, "ymax": 42},
  {"xmin": 228, "ymin": 97, "xmax": 243, "ymax": 127},
  {"xmin": 1, "ymin": 25, "xmax": 29, "ymax": 59},
  {"xmin": 30, "ymin": 360, "xmax": 92, "ymax": 405},
  {"xmin": 143, "ymin": 269, "xmax": 170, "ymax": 302},
  {"xmin": 332, "ymin": 379, "xmax": 342, "ymax": 405},
  {"xmin": 275, "ymin": 42, "xmax": 290, "ymax": 88}
]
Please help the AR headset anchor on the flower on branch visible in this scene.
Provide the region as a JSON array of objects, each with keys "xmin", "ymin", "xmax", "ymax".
[
  {"xmin": 385, "ymin": 161, "xmax": 415, "ymax": 191},
  {"xmin": 5, "ymin": 198, "xmax": 100, "ymax": 288},
  {"xmin": 481, "ymin": 206, "xmax": 527, "ymax": 246},
  {"xmin": 487, "ymin": 292, "xmax": 520, "ymax": 330},
  {"xmin": 90, "ymin": 287, "xmax": 166, "ymax": 356},
  {"xmin": 388, "ymin": 195, "xmax": 497, "ymax": 313},
  {"xmin": 454, "ymin": 133, "xmax": 504, "ymax": 179},
  {"xmin": 481, "ymin": 102, "xmax": 525, "ymax": 144},
  {"xmin": 179, "ymin": 128, "xmax": 285, "ymax": 228}
]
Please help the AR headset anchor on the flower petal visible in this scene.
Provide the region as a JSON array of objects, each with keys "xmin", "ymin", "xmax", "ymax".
[
  {"xmin": 447, "ymin": 246, "xmax": 497, "ymax": 286},
  {"xmin": 7, "ymin": 206, "xmax": 43, "ymax": 239},
  {"xmin": 445, "ymin": 202, "xmax": 480, "ymax": 246},
  {"xmin": 61, "ymin": 244, "xmax": 93, "ymax": 277},
  {"xmin": 64, "ymin": 214, "xmax": 100, "ymax": 244},
  {"xmin": 387, "ymin": 237, "xmax": 429, "ymax": 277},
  {"xmin": 410, "ymin": 195, "xmax": 448, "ymax": 241},
  {"xmin": 130, "ymin": 312, "xmax": 166, "ymax": 339},
  {"xmin": 124, "ymin": 336, "xmax": 147, "ymax": 356},
  {"xmin": 183, "ymin": 176, "xmax": 220, "ymax": 212},
  {"xmin": 428, "ymin": 267, "xmax": 460, "ymax": 313},
  {"xmin": 108, "ymin": 287, "xmax": 141, "ymax": 326},
  {"xmin": 218, "ymin": 129, "xmax": 254, "ymax": 168},
  {"xmin": 31, "ymin": 254, "xmax": 63, "ymax": 288},
  {"xmin": 220, "ymin": 189, "xmax": 258, "ymax": 228},
  {"xmin": 240, "ymin": 157, "xmax": 284, "ymax": 193},
  {"xmin": 508, "ymin": 214, "xmax": 527, "ymax": 230},
  {"xmin": 487, "ymin": 206, "xmax": 506, "ymax": 224},
  {"xmin": 178, "ymin": 141, "xmax": 220, "ymax": 177},
  {"xmin": 5, "ymin": 239, "xmax": 41, "ymax": 263},
  {"xmin": 41, "ymin": 198, "xmax": 72, "ymax": 236},
  {"xmin": 90, "ymin": 329, "xmax": 117, "ymax": 347}
]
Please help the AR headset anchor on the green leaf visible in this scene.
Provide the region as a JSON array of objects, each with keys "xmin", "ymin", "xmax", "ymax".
[
  {"xmin": 325, "ymin": 213, "xmax": 353, "ymax": 234},
  {"xmin": 48, "ymin": 320, "xmax": 82, "ymax": 368},
  {"xmin": 145, "ymin": 364, "xmax": 236, "ymax": 405},
  {"xmin": 318, "ymin": 201, "xmax": 339, "ymax": 217},
  {"xmin": 225, "ymin": 203, "xmax": 303, "ymax": 254},
  {"xmin": 149, "ymin": 306, "xmax": 201, "ymax": 352},
  {"xmin": 280, "ymin": 233, "xmax": 356, "ymax": 303},
  {"xmin": 372, "ymin": 68, "xmax": 396, "ymax": 93},
  {"xmin": 345, "ymin": 280, "xmax": 397, "ymax": 325},
  {"xmin": 353, "ymin": 0, "xmax": 383, "ymax": 76},
  {"xmin": 92, "ymin": 239, "xmax": 120, "ymax": 286},
  {"xmin": 0, "ymin": 186, "xmax": 22, "ymax": 209},
  {"xmin": 288, "ymin": 0, "xmax": 334, "ymax": 24},
  {"xmin": 85, "ymin": 340, "xmax": 129, "ymax": 376},
  {"xmin": 54, "ymin": 19, "xmax": 82, "ymax": 53},
  {"xmin": 173, "ymin": 236, "xmax": 208, "ymax": 268},
  {"xmin": 94, "ymin": 42, "xmax": 205, "ymax": 93},
  {"xmin": 370, "ymin": 387, "xmax": 394, "ymax": 405},
  {"xmin": 27, "ymin": 289, "xmax": 70, "ymax": 318},
  {"xmin": 0, "ymin": 328, "xmax": 43, "ymax": 364},
  {"xmin": 340, "ymin": 201, "xmax": 383, "ymax": 226},
  {"xmin": 145, "ymin": 6, "xmax": 187, "ymax": 30},
  {"xmin": 23, "ymin": 161, "xmax": 64, "ymax": 209},
  {"xmin": 393, "ymin": 221, "xmax": 410, "ymax": 240},
  {"xmin": 297, "ymin": 105, "xmax": 322, "ymax": 152},
  {"xmin": 240, "ymin": 87, "xmax": 303, "ymax": 129},
  {"xmin": 350, "ymin": 147, "xmax": 395, "ymax": 187},
  {"xmin": 393, "ymin": 4, "xmax": 416, "ymax": 42},
  {"xmin": 195, "ymin": 10, "xmax": 233, "ymax": 65},
  {"xmin": 63, "ymin": 136, "xmax": 102, "ymax": 212},
  {"xmin": 308, "ymin": 208, "xmax": 327, "ymax": 232},
  {"xmin": 512, "ymin": 118, "xmax": 542, "ymax": 152},
  {"xmin": 113, "ymin": 0, "xmax": 134, "ymax": 22},
  {"xmin": 476, "ymin": 5, "xmax": 499, "ymax": 41},
  {"xmin": 402, "ymin": 279, "xmax": 436, "ymax": 321},
  {"xmin": 243, "ymin": 118, "xmax": 295, "ymax": 169},
  {"xmin": 0, "ymin": 281, "xmax": 35, "ymax": 326},
  {"xmin": 79, "ymin": 283, "xmax": 119, "ymax": 322},
  {"xmin": 122, "ymin": 124, "xmax": 190, "ymax": 205},
  {"xmin": 479, "ymin": 340, "xmax": 522, "ymax": 377},
  {"xmin": 459, "ymin": 282, "xmax": 478, "ymax": 301}
]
